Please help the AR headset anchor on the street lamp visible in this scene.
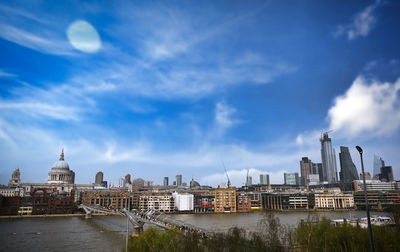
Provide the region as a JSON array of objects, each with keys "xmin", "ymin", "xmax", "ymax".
[{"xmin": 356, "ymin": 146, "xmax": 375, "ymax": 252}]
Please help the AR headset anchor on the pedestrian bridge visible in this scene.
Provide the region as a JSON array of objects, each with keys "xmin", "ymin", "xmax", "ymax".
[{"xmin": 78, "ymin": 204, "xmax": 210, "ymax": 237}]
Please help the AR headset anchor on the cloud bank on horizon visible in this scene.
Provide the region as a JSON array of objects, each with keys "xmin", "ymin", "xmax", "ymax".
[{"xmin": 0, "ymin": 0, "xmax": 399, "ymax": 186}]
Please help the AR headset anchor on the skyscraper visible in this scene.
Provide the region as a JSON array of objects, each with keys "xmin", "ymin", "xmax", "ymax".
[
  {"xmin": 373, "ymin": 155, "xmax": 385, "ymax": 177},
  {"xmin": 284, "ymin": 173, "xmax": 299, "ymax": 185},
  {"xmin": 380, "ymin": 166, "xmax": 394, "ymax": 182},
  {"xmin": 260, "ymin": 174, "xmax": 270, "ymax": 185},
  {"xmin": 339, "ymin": 146, "xmax": 359, "ymax": 183},
  {"xmin": 312, "ymin": 162, "xmax": 323, "ymax": 182},
  {"xmin": 320, "ymin": 132, "xmax": 338, "ymax": 183},
  {"xmin": 176, "ymin": 174, "xmax": 182, "ymax": 186},
  {"xmin": 163, "ymin": 177, "xmax": 169, "ymax": 186},
  {"xmin": 300, "ymin": 157, "xmax": 312, "ymax": 186}
]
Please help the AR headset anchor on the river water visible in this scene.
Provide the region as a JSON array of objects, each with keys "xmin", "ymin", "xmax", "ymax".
[{"xmin": 0, "ymin": 211, "xmax": 393, "ymax": 252}]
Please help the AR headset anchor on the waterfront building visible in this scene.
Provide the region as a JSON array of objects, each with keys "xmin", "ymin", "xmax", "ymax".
[
  {"xmin": 48, "ymin": 149, "xmax": 75, "ymax": 184},
  {"xmin": 259, "ymin": 174, "xmax": 270, "ymax": 185},
  {"xmin": 261, "ymin": 193, "xmax": 308, "ymax": 210},
  {"xmin": 163, "ymin": 177, "xmax": 169, "ymax": 186},
  {"xmin": 31, "ymin": 188, "xmax": 75, "ymax": 215},
  {"xmin": 139, "ymin": 193, "xmax": 174, "ymax": 212},
  {"xmin": 380, "ymin": 166, "xmax": 394, "ymax": 182},
  {"xmin": 284, "ymin": 173, "xmax": 299, "ymax": 185},
  {"xmin": 0, "ymin": 196, "xmax": 31, "ymax": 216},
  {"xmin": 373, "ymin": 154, "xmax": 385, "ymax": 177},
  {"xmin": 248, "ymin": 192, "xmax": 262, "ymax": 209},
  {"xmin": 81, "ymin": 189, "xmax": 132, "ymax": 209},
  {"xmin": 176, "ymin": 174, "xmax": 182, "ymax": 186},
  {"xmin": 193, "ymin": 192, "xmax": 214, "ymax": 212},
  {"xmin": 354, "ymin": 191, "xmax": 400, "ymax": 210},
  {"xmin": 300, "ymin": 157, "xmax": 312, "ymax": 186},
  {"xmin": 236, "ymin": 191, "xmax": 251, "ymax": 212},
  {"xmin": 172, "ymin": 192, "xmax": 194, "ymax": 211},
  {"xmin": 213, "ymin": 187, "xmax": 237, "ymax": 213},
  {"xmin": 1, "ymin": 187, "xmax": 75, "ymax": 216},
  {"xmin": 320, "ymin": 132, "xmax": 338, "ymax": 183},
  {"xmin": 353, "ymin": 180, "xmax": 400, "ymax": 191},
  {"xmin": 339, "ymin": 146, "xmax": 359, "ymax": 183},
  {"xmin": 311, "ymin": 192, "xmax": 354, "ymax": 209}
]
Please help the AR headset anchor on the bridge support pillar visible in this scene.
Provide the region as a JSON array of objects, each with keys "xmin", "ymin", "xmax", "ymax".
[
  {"xmin": 85, "ymin": 212, "xmax": 92, "ymax": 219},
  {"xmin": 132, "ymin": 226, "xmax": 143, "ymax": 237}
]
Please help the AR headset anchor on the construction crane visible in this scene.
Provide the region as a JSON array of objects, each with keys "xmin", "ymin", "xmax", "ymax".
[
  {"xmin": 220, "ymin": 159, "xmax": 231, "ymax": 188},
  {"xmin": 321, "ymin": 129, "xmax": 334, "ymax": 139}
]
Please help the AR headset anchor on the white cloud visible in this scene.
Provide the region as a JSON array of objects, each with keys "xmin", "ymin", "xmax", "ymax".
[
  {"xmin": 328, "ymin": 76, "xmax": 400, "ymax": 138},
  {"xmin": 333, "ymin": 0, "xmax": 383, "ymax": 40}
]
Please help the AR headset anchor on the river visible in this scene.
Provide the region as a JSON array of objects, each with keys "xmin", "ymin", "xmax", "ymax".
[{"xmin": 0, "ymin": 211, "xmax": 393, "ymax": 252}]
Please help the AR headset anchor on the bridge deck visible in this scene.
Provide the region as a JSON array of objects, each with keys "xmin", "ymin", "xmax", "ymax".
[{"xmin": 78, "ymin": 205, "xmax": 211, "ymax": 237}]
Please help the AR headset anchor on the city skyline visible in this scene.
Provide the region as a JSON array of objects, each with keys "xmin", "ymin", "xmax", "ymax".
[{"xmin": 1, "ymin": 0, "xmax": 400, "ymax": 186}]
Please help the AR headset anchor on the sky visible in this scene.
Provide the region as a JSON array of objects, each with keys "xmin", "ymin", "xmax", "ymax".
[{"xmin": 0, "ymin": 0, "xmax": 399, "ymax": 187}]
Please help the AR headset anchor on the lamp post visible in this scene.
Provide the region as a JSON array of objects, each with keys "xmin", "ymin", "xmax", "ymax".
[{"xmin": 356, "ymin": 146, "xmax": 374, "ymax": 252}]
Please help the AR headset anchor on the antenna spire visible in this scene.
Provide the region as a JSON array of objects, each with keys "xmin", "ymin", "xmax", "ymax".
[{"xmin": 60, "ymin": 148, "xmax": 64, "ymax": 161}]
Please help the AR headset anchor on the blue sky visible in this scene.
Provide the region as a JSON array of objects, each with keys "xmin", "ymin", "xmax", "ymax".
[{"xmin": 0, "ymin": 0, "xmax": 399, "ymax": 186}]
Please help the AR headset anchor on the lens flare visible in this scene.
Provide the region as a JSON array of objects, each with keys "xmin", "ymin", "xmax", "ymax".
[{"xmin": 67, "ymin": 20, "xmax": 101, "ymax": 53}]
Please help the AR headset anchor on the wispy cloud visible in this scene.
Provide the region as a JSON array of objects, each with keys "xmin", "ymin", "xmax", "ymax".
[
  {"xmin": 0, "ymin": 69, "xmax": 16, "ymax": 78},
  {"xmin": 215, "ymin": 101, "xmax": 237, "ymax": 130},
  {"xmin": 333, "ymin": 0, "xmax": 384, "ymax": 40},
  {"xmin": 0, "ymin": 101, "xmax": 80, "ymax": 121}
]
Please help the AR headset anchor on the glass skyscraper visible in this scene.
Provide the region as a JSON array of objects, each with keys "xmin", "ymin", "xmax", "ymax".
[
  {"xmin": 373, "ymin": 154, "xmax": 385, "ymax": 177},
  {"xmin": 284, "ymin": 172, "xmax": 299, "ymax": 185},
  {"xmin": 320, "ymin": 132, "xmax": 338, "ymax": 183},
  {"xmin": 339, "ymin": 146, "xmax": 359, "ymax": 183},
  {"xmin": 259, "ymin": 174, "xmax": 270, "ymax": 185}
]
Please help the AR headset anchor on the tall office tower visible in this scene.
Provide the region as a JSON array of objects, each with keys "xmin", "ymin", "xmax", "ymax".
[
  {"xmin": 163, "ymin": 177, "xmax": 169, "ymax": 186},
  {"xmin": 339, "ymin": 146, "xmax": 360, "ymax": 183},
  {"xmin": 124, "ymin": 174, "xmax": 132, "ymax": 185},
  {"xmin": 284, "ymin": 172, "xmax": 299, "ymax": 185},
  {"xmin": 373, "ymin": 155, "xmax": 385, "ymax": 177},
  {"xmin": 380, "ymin": 166, "xmax": 394, "ymax": 182},
  {"xmin": 300, "ymin": 157, "xmax": 313, "ymax": 186},
  {"xmin": 260, "ymin": 174, "xmax": 270, "ymax": 185},
  {"xmin": 95, "ymin": 172, "xmax": 104, "ymax": 184},
  {"xmin": 312, "ymin": 162, "xmax": 323, "ymax": 182},
  {"xmin": 320, "ymin": 132, "xmax": 338, "ymax": 183},
  {"xmin": 176, "ymin": 174, "xmax": 182, "ymax": 186},
  {"xmin": 119, "ymin": 178, "xmax": 125, "ymax": 187},
  {"xmin": 247, "ymin": 176, "xmax": 252, "ymax": 186}
]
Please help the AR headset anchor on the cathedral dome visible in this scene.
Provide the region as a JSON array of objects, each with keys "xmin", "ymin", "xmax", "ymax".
[
  {"xmin": 52, "ymin": 160, "xmax": 70, "ymax": 170},
  {"xmin": 48, "ymin": 149, "xmax": 75, "ymax": 184}
]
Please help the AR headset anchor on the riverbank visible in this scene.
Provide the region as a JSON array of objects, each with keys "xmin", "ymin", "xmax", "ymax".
[{"xmin": 0, "ymin": 212, "xmax": 119, "ymax": 219}]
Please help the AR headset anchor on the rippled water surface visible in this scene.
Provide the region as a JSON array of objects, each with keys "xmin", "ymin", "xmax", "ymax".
[{"xmin": 0, "ymin": 211, "xmax": 393, "ymax": 251}]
